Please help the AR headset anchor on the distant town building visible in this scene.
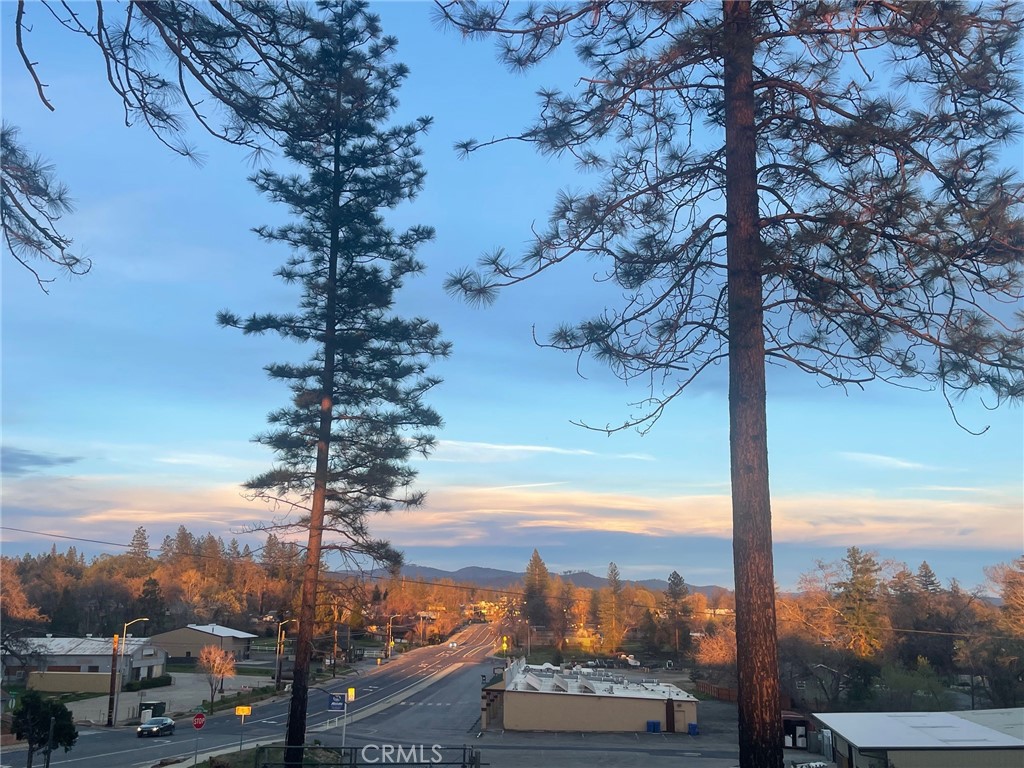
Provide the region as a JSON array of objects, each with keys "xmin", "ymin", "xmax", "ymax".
[
  {"xmin": 149, "ymin": 623, "xmax": 257, "ymax": 662},
  {"xmin": 483, "ymin": 657, "xmax": 698, "ymax": 733}
]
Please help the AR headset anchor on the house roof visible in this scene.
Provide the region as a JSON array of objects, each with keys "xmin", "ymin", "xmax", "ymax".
[
  {"xmin": 14, "ymin": 636, "xmax": 151, "ymax": 656},
  {"xmin": 186, "ymin": 624, "xmax": 258, "ymax": 640},
  {"xmin": 814, "ymin": 710, "xmax": 1024, "ymax": 751}
]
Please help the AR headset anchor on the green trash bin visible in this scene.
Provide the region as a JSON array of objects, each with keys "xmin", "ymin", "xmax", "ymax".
[{"xmin": 140, "ymin": 701, "xmax": 166, "ymax": 717}]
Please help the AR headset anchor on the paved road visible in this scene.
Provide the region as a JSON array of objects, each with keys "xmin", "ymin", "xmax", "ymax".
[{"xmin": 0, "ymin": 623, "xmax": 496, "ymax": 768}]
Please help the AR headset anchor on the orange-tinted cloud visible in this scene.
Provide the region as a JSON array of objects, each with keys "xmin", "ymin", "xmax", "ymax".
[{"xmin": 2, "ymin": 472, "xmax": 1019, "ymax": 555}]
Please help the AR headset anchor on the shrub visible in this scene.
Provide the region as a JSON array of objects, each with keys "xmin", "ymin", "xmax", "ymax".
[{"xmin": 125, "ymin": 674, "xmax": 172, "ymax": 692}]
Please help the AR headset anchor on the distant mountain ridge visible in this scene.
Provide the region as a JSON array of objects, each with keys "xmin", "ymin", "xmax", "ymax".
[{"xmin": 399, "ymin": 563, "xmax": 730, "ymax": 599}]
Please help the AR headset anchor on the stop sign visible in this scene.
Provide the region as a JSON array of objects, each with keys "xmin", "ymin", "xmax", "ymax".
[{"xmin": 193, "ymin": 713, "xmax": 206, "ymax": 729}]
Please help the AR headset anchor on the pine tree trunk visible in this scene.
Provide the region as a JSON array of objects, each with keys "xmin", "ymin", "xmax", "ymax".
[
  {"xmin": 722, "ymin": 3, "xmax": 783, "ymax": 767},
  {"xmin": 284, "ymin": 78, "xmax": 345, "ymax": 765}
]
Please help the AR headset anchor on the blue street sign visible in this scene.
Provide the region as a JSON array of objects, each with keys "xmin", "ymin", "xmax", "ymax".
[{"xmin": 328, "ymin": 693, "xmax": 346, "ymax": 713}]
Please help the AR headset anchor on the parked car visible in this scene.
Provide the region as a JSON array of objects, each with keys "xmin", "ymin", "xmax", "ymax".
[{"xmin": 137, "ymin": 717, "xmax": 175, "ymax": 737}]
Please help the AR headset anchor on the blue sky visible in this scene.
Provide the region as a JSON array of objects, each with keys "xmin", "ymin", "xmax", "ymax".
[{"xmin": 2, "ymin": 3, "xmax": 1021, "ymax": 592}]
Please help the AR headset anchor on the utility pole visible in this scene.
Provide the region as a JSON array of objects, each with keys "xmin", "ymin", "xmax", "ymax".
[
  {"xmin": 332, "ymin": 599, "xmax": 339, "ymax": 679},
  {"xmin": 105, "ymin": 635, "xmax": 119, "ymax": 727},
  {"xmin": 43, "ymin": 715, "xmax": 55, "ymax": 768}
]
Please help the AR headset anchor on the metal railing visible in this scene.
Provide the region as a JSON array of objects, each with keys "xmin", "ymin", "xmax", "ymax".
[{"xmin": 253, "ymin": 744, "xmax": 485, "ymax": 767}]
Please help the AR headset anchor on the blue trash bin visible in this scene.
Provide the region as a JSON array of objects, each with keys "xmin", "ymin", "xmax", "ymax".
[{"xmin": 688, "ymin": 722, "xmax": 700, "ymax": 736}]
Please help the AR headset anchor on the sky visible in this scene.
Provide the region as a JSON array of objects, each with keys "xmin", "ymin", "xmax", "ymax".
[{"xmin": 2, "ymin": 2, "xmax": 1021, "ymax": 593}]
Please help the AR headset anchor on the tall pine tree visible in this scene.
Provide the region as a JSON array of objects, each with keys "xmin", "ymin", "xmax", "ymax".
[
  {"xmin": 219, "ymin": 2, "xmax": 449, "ymax": 756},
  {"xmin": 438, "ymin": 4, "xmax": 1023, "ymax": 764}
]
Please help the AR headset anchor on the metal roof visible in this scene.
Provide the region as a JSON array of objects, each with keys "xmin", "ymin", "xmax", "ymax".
[
  {"xmin": 506, "ymin": 661, "xmax": 698, "ymax": 702},
  {"xmin": 814, "ymin": 710, "xmax": 1024, "ymax": 751},
  {"xmin": 186, "ymin": 624, "xmax": 258, "ymax": 639},
  {"xmin": 18, "ymin": 636, "xmax": 151, "ymax": 656}
]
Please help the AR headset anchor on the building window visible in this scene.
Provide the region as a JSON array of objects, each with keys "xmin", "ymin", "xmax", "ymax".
[{"xmin": 88, "ymin": 666, "xmax": 99, "ymax": 673}]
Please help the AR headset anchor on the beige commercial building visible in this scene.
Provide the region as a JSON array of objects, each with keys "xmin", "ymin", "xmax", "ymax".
[
  {"xmin": 814, "ymin": 708, "xmax": 1024, "ymax": 768},
  {"xmin": 483, "ymin": 658, "xmax": 698, "ymax": 733},
  {"xmin": 149, "ymin": 624, "xmax": 257, "ymax": 661}
]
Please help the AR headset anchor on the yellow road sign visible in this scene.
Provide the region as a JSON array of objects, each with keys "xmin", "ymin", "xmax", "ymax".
[{"xmin": 235, "ymin": 705, "xmax": 251, "ymax": 716}]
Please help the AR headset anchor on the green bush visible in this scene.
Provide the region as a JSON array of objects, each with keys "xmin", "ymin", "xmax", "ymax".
[{"xmin": 125, "ymin": 674, "xmax": 172, "ymax": 692}]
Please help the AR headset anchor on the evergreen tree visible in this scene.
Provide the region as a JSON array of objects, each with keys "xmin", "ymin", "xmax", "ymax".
[
  {"xmin": 438, "ymin": 5, "xmax": 1023, "ymax": 765},
  {"xmin": 48, "ymin": 588, "xmax": 81, "ymax": 635},
  {"xmin": 887, "ymin": 566, "xmax": 918, "ymax": 599},
  {"xmin": 219, "ymin": 2, "xmax": 448, "ymax": 754},
  {"xmin": 835, "ymin": 547, "xmax": 886, "ymax": 658},
  {"xmin": 915, "ymin": 562, "xmax": 943, "ymax": 594},
  {"xmin": 6, "ymin": 2, "xmax": 329, "ymax": 284},
  {"xmin": 663, "ymin": 570, "xmax": 693, "ymax": 655},
  {"xmin": 122, "ymin": 526, "xmax": 155, "ymax": 580},
  {"xmin": 128, "ymin": 526, "xmax": 150, "ymax": 560},
  {"xmin": 1, "ymin": 122, "xmax": 86, "ymax": 289},
  {"xmin": 599, "ymin": 562, "xmax": 626, "ymax": 650},
  {"xmin": 523, "ymin": 549, "xmax": 551, "ymax": 626},
  {"xmin": 137, "ymin": 578, "xmax": 167, "ymax": 632},
  {"xmin": 548, "ymin": 578, "xmax": 575, "ymax": 650},
  {"xmin": 11, "ymin": 690, "xmax": 77, "ymax": 768},
  {"xmin": 164, "ymin": 526, "xmax": 197, "ymax": 568}
]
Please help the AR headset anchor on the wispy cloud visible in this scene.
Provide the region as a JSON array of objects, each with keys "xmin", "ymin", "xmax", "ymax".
[
  {"xmin": 916, "ymin": 485, "xmax": 986, "ymax": 493},
  {"xmin": 154, "ymin": 452, "xmax": 253, "ymax": 470},
  {"xmin": 372, "ymin": 481, "xmax": 1021, "ymax": 552},
  {"xmin": 2, "ymin": 473, "xmax": 1019, "ymax": 572},
  {"xmin": 433, "ymin": 440, "xmax": 655, "ymax": 463},
  {"xmin": 1, "ymin": 476, "xmax": 270, "ymax": 547},
  {"xmin": 479, "ymin": 482, "xmax": 567, "ymax": 491},
  {"xmin": 839, "ymin": 451, "xmax": 932, "ymax": 470}
]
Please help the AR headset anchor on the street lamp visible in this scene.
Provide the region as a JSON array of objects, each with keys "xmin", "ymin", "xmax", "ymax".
[
  {"xmin": 275, "ymin": 619, "xmax": 296, "ymax": 691},
  {"xmin": 109, "ymin": 617, "xmax": 148, "ymax": 727},
  {"xmin": 385, "ymin": 615, "xmax": 401, "ymax": 659}
]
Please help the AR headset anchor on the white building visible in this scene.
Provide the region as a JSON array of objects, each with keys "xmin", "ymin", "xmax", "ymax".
[{"xmin": 813, "ymin": 708, "xmax": 1024, "ymax": 768}]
